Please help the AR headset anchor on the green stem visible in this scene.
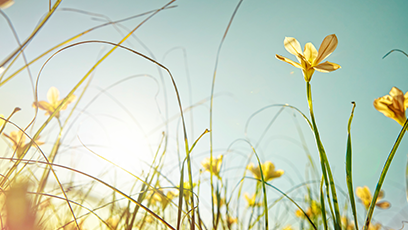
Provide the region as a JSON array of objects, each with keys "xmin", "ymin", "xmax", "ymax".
[
  {"xmin": 306, "ymin": 82, "xmax": 341, "ymax": 230},
  {"xmin": 363, "ymin": 118, "xmax": 408, "ymax": 230}
]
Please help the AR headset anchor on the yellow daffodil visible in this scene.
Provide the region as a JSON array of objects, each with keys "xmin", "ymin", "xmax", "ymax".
[
  {"xmin": 276, "ymin": 34, "xmax": 341, "ymax": 82},
  {"xmin": 247, "ymin": 161, "xmax": 284, "ymax": 182},
  {"xmin": 201, "ymin": 155, "xmax": 223, "ymax": 178},
  {"xmin": 0, "ymin": 0, "xmax": 14, "ymax": 9},
  {"xmin": 32, "ymin": 87, "xmax": 76, "ymax": 118},
  {"xmin": 244, "ymin": 193, "xmax": 261, "ymax": 207},
  {"xmin": 295, "ymin": 200, "xmax": 321, "ymax": 219},
  {"xmin": 3, "ymin": 130, "xmax": 44, "ymax": 158},
  {"xmin": 374, "ymin": 87, "xmax": 408, "ymax": 126},
  {"xmin": 356, "ymin": 186, "xmax": 390, "ymax": 210}
]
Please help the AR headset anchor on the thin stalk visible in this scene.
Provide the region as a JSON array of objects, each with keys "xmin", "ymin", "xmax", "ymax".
[
  {"xmin": 363, "ymin": 118, "xmax": 408, "ymax": 230},
  {"xmin": 345, "ymin": 102, "xmax": 359, "ymax": 230},
  {"xmin": 306, "ymin": 82, "xmax": 341, "ymax": 230}
]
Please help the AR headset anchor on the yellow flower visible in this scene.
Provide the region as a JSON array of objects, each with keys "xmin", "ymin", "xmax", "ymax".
[
  {"xmin": 244, "ymin": 193, "xmax": 261, "ymax": 207},
  {"xmin": 341, "ymin": 216, "xmax": 356, "ymax": 230},
  {"xmin": 0, "ymin": 0, "xmax": 14, "ymax": 9},
  {"xmin": 151, "ymin": 189, "xmax": 177, "ymax": 211},
  {"xmin": 226, "ymin": 216, "xmax": 237, "ymax": 228},
  {"xmin": 356, "ymin": 186, "xmax": 390, "ymax": 210},
  {"xmin": 276, "ymin": 34, "xmax": 341, "ymax": 82},
  {"xmin": 32, "ymin": 87, "xmax": 76, "ymax": 118},
  {"xmin": 295, "ymin": 200, "xmax": 321, "ymax": 219},
  {"xmin": 201, "ymin": 155, "xmax": 223, "ymax": 178},
  {"xmin": 373, "ymin": 87, "xmax": 408, "ymax": 126},
  {"xmin": 247, "ymin": 161, "xmax": 284, "ymax": 182},
  {"xmin": 3, "ymin": 130, "xmax": 44, "ymax": 158}
]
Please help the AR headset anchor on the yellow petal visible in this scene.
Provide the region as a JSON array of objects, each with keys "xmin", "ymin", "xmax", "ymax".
[
  {"xmin": 375, "ymin": 201, "xmax": 390, "ymax": 209},
  {"xmin": 275, "ymin": 55, "xmax": 302, "ymax": 69},
  {"xmin": 47, "ymin": 87, "xmax": 60, "ymax": 106},
  {"xmin": 315, "ymin": 34, "xmax": 338, "ymax": 64},
  {"xmin": 404, "ymin": 91, "xmax": 408, "ymax": 110},
  {"xmin": 284, "ymin": 37, "xmax": 302, "ymax": 56},
  {"xmin": 33, "ymin": 101, "xmax": 54, "ymax": 115},
  {"xmin": 0, "ymin": 114, "xmax": 5, "ymax": 127},
  {"xmin": 303, "ymin": 42, "xmax": 318, "ymax": 64},
  {"xmin": 0, "ymin": 0, "xmax": 14, "ymax": 9},
  {"xmin": 313, "ymin": 61, "xmax": 341, "ymax": 73}
]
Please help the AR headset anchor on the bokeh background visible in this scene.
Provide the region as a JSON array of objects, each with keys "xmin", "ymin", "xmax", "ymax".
[{"xmin": 1, "ymin": 0, "xmax": 408, "ymax": 228}]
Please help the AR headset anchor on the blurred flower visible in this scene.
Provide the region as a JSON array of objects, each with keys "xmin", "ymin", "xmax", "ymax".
[
  {"xmin": 341, "ymin": 216, "xmax": 355, "ymax": 230},
  {"xmin": 295, "ymin": 200, "xmax": 321, "ymax": 219},
  {"xmin": 213, "ymin": 193, "xmax": 225, "ymax": 207},
  {"xmin": 201, "ymin": 155, "xmax": 223, "ymax": 179},
  {"xmin": 276, "ymin": 34, "xmax": 341, "ymax": 82},
  {"xmin": 226, "ymin": 216, "xmax": 237, "ymax": 228},
  {"xmin": 374, "ymin": 87, "xmax": 408, "ymax": 126},
  {"xmin": 151, "ymin": 189, "xmax": 177, "ymax": 211},
  {"xmin": 32, "ymin": 87, "xmax": 76, "ymax": 118},
  {"xmin": 282, "ymin": 225, "xmax": 293, "ymax": 230},
  {"xmin": 356, "ymin": 186, "xmax": 390, "ymax": 210},
  {"xmin": 177, "ymin": 182, "xmax": 196, "ymax": 204},
  {"xmin": 244, "ymin": 193, "xmax": 261, "ymax": 207},
  {"xmin": 0, "ymin": 0, "xmax": 14, "ymax": 9},
  {"xmin": 247, "ymin": 161, "xmax": 284, "ymax": 182},
  {"xmin": 6, "ymin": 183, "xmax": 38, "ymax": 230},
  {"xmin": 3, "ymin": 130, "xmax": 44, "ymax": 158}
]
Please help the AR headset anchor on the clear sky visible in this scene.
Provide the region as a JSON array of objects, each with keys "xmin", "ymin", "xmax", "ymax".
[{"xmin": 1, "ymin": 0, "xmax": 408, "ymax": 228}]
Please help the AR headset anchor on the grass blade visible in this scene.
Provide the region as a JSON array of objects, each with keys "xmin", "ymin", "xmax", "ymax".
[
  {"xmin": 363, "ymin": 118, "xmax": 408, "ymax": 230},
  {"xmin": 345, "ymin": 102, "xmax": 358, "ymax": 230}
]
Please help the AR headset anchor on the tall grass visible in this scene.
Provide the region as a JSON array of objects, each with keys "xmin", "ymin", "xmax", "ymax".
[{"xmin": 0, "ymin": 1, "xmax": 405, "ymax": 229}]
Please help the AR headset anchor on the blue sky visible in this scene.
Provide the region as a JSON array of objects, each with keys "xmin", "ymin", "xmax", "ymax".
[{"xmin": 1, "ymin": 0, "xmax": 408, "ymax": 228}]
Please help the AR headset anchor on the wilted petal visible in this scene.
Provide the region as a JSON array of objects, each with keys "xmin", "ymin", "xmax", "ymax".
[
  {"xmin": 284, "ymin": 37, "xmax": 302, "ymax": 56},
  {"xmin": 47, "ymin": 87, "xmax": 60, "ymax": 106},
  {"xmin": 313, "ymin": 61, "xmax": 341, "ymax": 73},
  {"xmin": 315, "ymin": 34, "xmax": 338, "ymax": 65},
  {"xmin": 275, "ymin": 55, "xmax": 302, "ymax": 69},
  {"xmin": 375, "ymin": 201, "xmax": 391, "ymax": 209},
  {"xmin": 303, "ymin": 43, "xmax": 318, "ymax": 64},
  {"xmin": 0, "ymin": 0, "xmax": 14, "ymax": 9}
]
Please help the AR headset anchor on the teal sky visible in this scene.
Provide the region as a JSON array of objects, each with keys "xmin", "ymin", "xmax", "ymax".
[{"xmin": 1, "ymin": 0, "xmax": 408, "ymax": 228}]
